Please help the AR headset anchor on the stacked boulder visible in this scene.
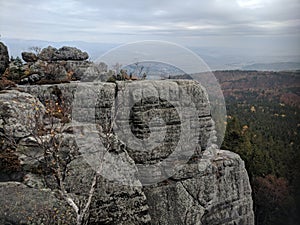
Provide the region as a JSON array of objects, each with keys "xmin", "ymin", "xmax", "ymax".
[{"xmin": 20, "ymin": 46, "xmax": 108, "ymax": 84}]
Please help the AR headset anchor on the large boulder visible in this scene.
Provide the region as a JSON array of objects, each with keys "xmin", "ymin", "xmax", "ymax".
[
  {"xmin": 0, "ymin": 42, "xmax": 9, "ymax": 77},
  {"xmin": 143, "ymin": 149, "xmax": 254, "ymax": 225},
  {"xmin": 65, "ymin": 156, "xmax": 151, "ymax": 225},
  {"xmin": 0, "ymin": 90, "xmax": 45, "ymax": 138},
  {"xmin": 65, "ymin": 60, "xmax": 109, "ymax": 81},
  {"xmin": 39, "ymin": 46, "xmax": 89, "ymax": 61},
  {"xmin": 0, "ymin": 182, "xmax": 76, "ymax": 224},
  {"xmin": 22, "ymin": 51, "xmax": 38, "ymax": 62}
]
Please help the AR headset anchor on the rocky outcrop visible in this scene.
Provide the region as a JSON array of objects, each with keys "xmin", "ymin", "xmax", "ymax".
[
  {"xmin": 144, "ymin": 150, "xmax": 254, "ymax": 225},
  {"xmin": 0, "ymin": 182, "xmax": 76, "ymax": 224},
  {"xmin": 0, "ymin": 42, "xmax": 9, "ymax": 77},
  {"xmin": 0, "ymin": 86, "xmax": 151, "ymax": 225},
  {"xmin": 0, "ymin": 90, "xmax": 45, "ymax": 182},
  {"xmin": 0, "ymin": 80, "xmax": 254, "ymax": 224},
  {"xmin": 2, "ymin": 45, "xmax": 109, "ymax": 84},
  {"xmin": 0, "ymin": 90, "xmax": 45, "ymax": 138},
  {"xmin": 22, "ymin": 51, "xmax": 38, "ymax": 62},
  {"xmin": 65, "ymin": 157, "xmax": 151, "ymax": 225},
  {"xmin": 19, "ymin": 46, "xmax": 109, "ymax": 84},
  {"xmin": 38, "ymin": 46, "xmax": 89, "ymax": 61}
]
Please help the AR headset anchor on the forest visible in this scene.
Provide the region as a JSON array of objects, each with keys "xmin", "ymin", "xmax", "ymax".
[{"xmin": 217, "ymin": 70, "xmax": 300, "ymax": 225}]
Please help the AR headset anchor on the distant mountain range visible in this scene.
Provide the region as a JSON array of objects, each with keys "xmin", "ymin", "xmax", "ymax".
[
  {"xmin": 241, "ymin": 62, "xmax": 300, "ymax": 71},
  {"xmin": 1, "ymin": 38, "xmax": 300, "ymax": 71}
]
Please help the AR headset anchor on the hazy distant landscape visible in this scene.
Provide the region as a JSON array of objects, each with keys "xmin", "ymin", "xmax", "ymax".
[{"xmin": 3, "ymin": 38, "xmax": 300, "ymax": 71}]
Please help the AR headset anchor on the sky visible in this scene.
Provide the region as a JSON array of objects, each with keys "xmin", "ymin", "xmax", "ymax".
[{"xmin": 0, "ymin": 0, "xmax": 300, "ymax": 59}]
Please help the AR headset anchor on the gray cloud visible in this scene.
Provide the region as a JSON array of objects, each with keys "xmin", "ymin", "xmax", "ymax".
[{"xmin": 0, "ymin": 0, "xmax": 299, "ymax": 56}]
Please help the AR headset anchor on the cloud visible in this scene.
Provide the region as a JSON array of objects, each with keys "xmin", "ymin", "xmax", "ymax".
[{"xmin": 0, "ymin": 0, "xmax": 299, "ymax": 54}]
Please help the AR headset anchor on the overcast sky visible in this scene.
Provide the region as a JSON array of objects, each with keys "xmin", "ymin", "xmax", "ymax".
[{"xmin": 1, "ymin": 0, "xmax": 300, "ymax": 56}]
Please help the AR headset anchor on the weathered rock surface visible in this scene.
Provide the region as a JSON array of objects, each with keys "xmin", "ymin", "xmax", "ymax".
[
  {"xmin": 0, "ymin": 182, "xmax": 76, "ymax": 224},
  {"xmin": 4, "ymin": 45, "xmax": 109, "ymax": 84},
  {"xmin": 0, "ymin": 42, "xmax": 9, "ymax": 77},
  {"xmin": 0, "ymin": 90, "xmax": 45, "ymax": 138},
  {"xmin": 65, "ymin": 157, "xmax": 151, "ymax": 225},
  {"xmin": 22, "ymin": 51, "xmax": 38, "ymax": 62},
  {"xmin": 39, "ymin": 46, "xmax": 89, "ymax": 61},
  {"xmin": 144, "ymin": 150, "xmax": 254, "ymax": 225},
  {"xmin": 19, "ymin": 47, "xmax": 108, "ymax": 83},
  {"xmin": 0, "ymin": 87, "xmax": 152, "ymax": 225},
  {"xmin": 0, "ymin": 80, "xmax": 254, "ymax": 224}
]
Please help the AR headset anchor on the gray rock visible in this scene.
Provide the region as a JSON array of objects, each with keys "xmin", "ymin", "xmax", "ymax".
[
  {"xmin": 22, "ymin": 51, "xmax": 38, "ymax": 62},
  {"xmin": 65, "ymin": 156, "xmax": 151, "ymax": 225},
  {"xmin": 18, "ymin": 46, "xmax": 109, "ymax": 83},
  {"xmin": 0, "ymin": 90, "xmax": 45, "ymax": 138},
  {"xmin": 64, "ymin": 60, "xmax": 92, "ymax": 80},
  {"xmin": 0, "ymin": 91, "xmax": 45, "ymax": 182},
  {"xmin": 200, "ymin": 151, "xmax": 254, "ymax": 225},
  {"xmin": 0, "ymin": 42, "xmax": 9, "ymax": 77},
  {"xmin": 0, "ymin": 182, "xmax": 76, "ymax": 225},
  {"xmin": 143, "ymin": 150, "xmax": 254, "ymax": 225},
  {"xmin": 80, "ymin": 63, "xmax": 110, "ymax": 81},
  {"xmin": 0, "ymin": 80, "xmax": 254, "ymax": 225},
  {"xmin": 58, "ymin": 46, "xmax": 89, "ymax": 61},
  {"xmin": 39, "ymin": 46, "xmax": 89, "ymax": 61},
  {"xmin": 43, "ymin": 61, "xmax": 68, "ymax": 81}
]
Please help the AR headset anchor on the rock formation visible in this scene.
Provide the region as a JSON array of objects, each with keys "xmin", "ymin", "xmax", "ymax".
[
  {"xmin": 20, "ymin": 46, "xmax": 91, "ymax": 83},
  {"xmin": 0, "ymin": 80, "xmax": 254, "ymax": 224},
  {"xmin": 0, "ymin": 42, "xmax": 9, "ymax": 77},
  {"xmin": 1, "ymin": 45, "xmax": 111, "ymax": 87},
  {"xmin": 21, "ymin": 52, "xmax": 38, "ymax": 62},
  {"xmin": 18, "ymin": 46, "xmax": 108, "ymax": 84},
  {"xmin": 38, "ymin": 46, "xmax": 89, "ymax": 61}
]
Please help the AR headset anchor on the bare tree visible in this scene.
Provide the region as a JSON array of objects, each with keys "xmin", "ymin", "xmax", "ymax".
[
  {"xmin": 1, "ymin": 71, "xmax": 131, "ymax": 223},
  {"xmin": 133, "ymin": 61, "xmax": 149, "ymax": 79},
  {"xmin": 3, "ymin": 85, "xmax": 127, "ymax": 224},
  {"xmin": 29, "ymin": 46, "xmax": 42, "ymax": 56},
  {"xmin": 36, "ymin": 95, "xmax": 104, "ymax": 225},
  {"xmin": 112, "ymin": 62, "xmax": 122, "ymax": 74}
]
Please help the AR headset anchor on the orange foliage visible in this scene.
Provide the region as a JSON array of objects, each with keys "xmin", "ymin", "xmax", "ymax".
[{"xmin": 254, "ymin": 174, "xmax": 289, "ymax": 204}]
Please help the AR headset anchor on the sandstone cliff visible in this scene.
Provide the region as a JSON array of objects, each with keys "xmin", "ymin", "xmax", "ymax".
[{"xmin": 0, "ymin": 80, "xmax": 254, "ymax": 224}]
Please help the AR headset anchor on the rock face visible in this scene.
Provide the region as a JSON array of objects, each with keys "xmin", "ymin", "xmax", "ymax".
[
  {"xmin": 0, "ymin": 42, "xmax": 9, "ymax": 77},
  {"xmin": 144, "ymin": 150, "xmax": 254, "ymax": 225},
  {"xmin": 0, "ymin": 80, "xmax": 254, "ymax": 225},
  {"xmin": 0, "ymin": 182, "xmax": 76, "ymax": 224},
  {"xmin": 0, "ymin": 90, "xmax": 45, "ymax": 138}
]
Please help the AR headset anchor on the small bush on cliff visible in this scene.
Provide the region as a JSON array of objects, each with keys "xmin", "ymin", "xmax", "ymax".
[{"xmin": 5, "ymin": 56, "xmax": 25, "ymax": 82}]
